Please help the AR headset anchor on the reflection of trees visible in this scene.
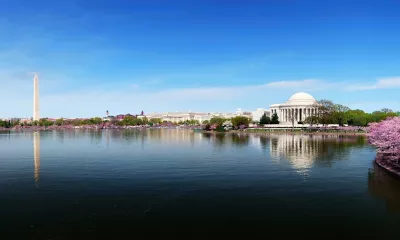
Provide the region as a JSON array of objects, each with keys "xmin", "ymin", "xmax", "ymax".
[
  {"xmin": 313, "ymin": 135, "xmax": 366, "ymax": 167},
  {"xmin": 369, "ymin": 163, "xmax": 400, "ymax": 212},
  {"xmin": 259, "ymin": 135, "xmax": 269, "ymax": 152},
  {"xmin": 230, "ymin": 133, "xmax": 249, "ymax": 147},
  {"xmin": 200, "ymin": 133, "xmax": 250, "ymax": 148}
]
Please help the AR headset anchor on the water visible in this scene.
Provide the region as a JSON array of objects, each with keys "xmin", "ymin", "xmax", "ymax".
[{"xmin": 1, "ymin": 129, "xmax": 399, "ymax": 238}]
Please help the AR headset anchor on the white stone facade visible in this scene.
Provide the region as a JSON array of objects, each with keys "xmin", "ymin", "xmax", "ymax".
[
  {"xmin": 270, "ymin": 92, "xmax": 319, "ymax": 124},
  {"xmin": 251, "ymin": 108, "xmax": 270, "ymax": 122}
]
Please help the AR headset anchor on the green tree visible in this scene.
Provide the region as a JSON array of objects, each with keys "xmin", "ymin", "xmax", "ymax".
[
  {"xmin": 259, "ymin": 113, "xmax": 270, "ymax": 124},
  {"xmin": 149, "ymin": 118, "xmax": 162, "ymax": 124},
  {"xmin": 231, "ymin": 116, "xmax": 250, "ymax": 128},
  {"xmin": 55, "ymin": 118, "xmax": 64, "ymax": 126},
  {"xmin": 332, "ymin": 104, "xmax": 350, "ymax": 126},
  {"xmin": 316, "ymin": 99, "xmax": 335, "ymax": 125},
  {"xmin": 121, "ymin": 115, "xmax": 143, "ymax": 126},
  {"xmin": 91, "ymin": 117, "xmax": 103, "ymax": 124},
  {"xmin": 210, "ymin": 117, "xmax": 226, "ymax": 126},
  {"xmin": 39, "ymin": 118, "xmax": 53, "ymax": 127},
  {"xmin": 271, "ymin": 113, "xmax": 279, "ymax": 124},
  {"xmin": 380, "ymin": 108, "xmax": 393, "ymax": 114},
  {"xmin": 345, "ymin": 109, "xmax": 367, "ymax": 126}
]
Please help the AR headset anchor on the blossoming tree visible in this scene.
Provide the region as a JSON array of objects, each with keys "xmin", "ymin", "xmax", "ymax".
[{"xmin": 368, "ymin": 117, "xmax": 400, "ymax": 162}]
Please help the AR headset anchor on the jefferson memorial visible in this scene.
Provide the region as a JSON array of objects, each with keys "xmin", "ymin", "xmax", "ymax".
[{"xmin": 270, "ymin": 92, "xmax": 318, "ymax": 124}]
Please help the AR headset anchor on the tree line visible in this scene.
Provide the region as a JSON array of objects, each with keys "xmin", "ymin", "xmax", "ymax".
[{"xmin": 256, "ymin": 99, "xmax": 398, "ymax": 126}]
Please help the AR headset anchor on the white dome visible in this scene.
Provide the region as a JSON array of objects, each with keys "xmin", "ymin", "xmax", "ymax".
[{"xmin": 286, "ymin": 92, "xmax": 316, "ymax": 105}]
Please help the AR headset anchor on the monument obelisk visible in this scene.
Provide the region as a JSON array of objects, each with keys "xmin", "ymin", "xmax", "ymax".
[{"xmin": 33, "ymin": 74, "xmax": 40, "ymax": 121}]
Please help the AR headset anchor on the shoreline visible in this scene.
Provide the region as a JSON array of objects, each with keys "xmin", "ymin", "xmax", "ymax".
[
  {"xmin": 0, "ymin": 126, "xmax": 367, "ymax": 136},
  {"xmin": 203, "ymin": 129, "xmax": 366, "ymax": 136},
  {"xmin": 375, "ymin": 158, "xmax": 400, "ymax": 179}
]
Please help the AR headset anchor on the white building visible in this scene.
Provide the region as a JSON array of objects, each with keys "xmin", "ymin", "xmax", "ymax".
[
  {"xmin": 251, "ymin": 108, "xmax": 270, "ymax": 122},
  {"xmin": 146, "ymin": 112, "xmax": 214, "ymax": 123},
  {"xmin": 270, "ymin": 92, "xmax": 319, "ymax": 124},
  {"xmin": 146, "ymin": 111, "xmax": 250, "ymax": 123}
]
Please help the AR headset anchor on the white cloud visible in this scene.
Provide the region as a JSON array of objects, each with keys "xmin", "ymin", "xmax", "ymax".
[
  {"xmin": 262, "ymin": 79, "xmax": 330, "ymax": 90},
  {"xmin": 37, "ymin": 79, "xmax": 331, "ymax": 117},
  {"xmin": 346, "ymin": 77, "xmax": 400, "ymax": 91}
]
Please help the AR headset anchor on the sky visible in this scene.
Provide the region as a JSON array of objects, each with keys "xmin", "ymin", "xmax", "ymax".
[{"xmin": 1, "ymin": 0, "xmax": 400, "ymax": 118}]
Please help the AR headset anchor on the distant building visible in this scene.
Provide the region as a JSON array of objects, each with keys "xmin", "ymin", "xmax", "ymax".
[
  {"xmin": 251, "ymin": 108, "xmax": 270, "ymax": 123},
  {"xmin": 146, "ymin": 111, "xmax": 238, "ymax": 123},
  {"xmin": 270, "ymin": 92, "xmax": 319, "ymax": 124},
  {"xmin": 115, "ymin": 114, "xmax": 125, "ymax": 120}
]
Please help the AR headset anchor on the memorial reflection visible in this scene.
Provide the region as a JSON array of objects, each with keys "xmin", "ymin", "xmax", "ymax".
[
  {"xmin": 33, "ymin": 132, "xmax": 40, "ymax": 187},
  {"xmin": 49, "ymin": 130, "xmax": 366, "ymax": 173},
  {"xmin": 269, "ymin": 134, "xmax": 366, "ymax": 173},
  {"xmin": 369, "ymin": 163, "xmax": 400, "ymax": 212}
]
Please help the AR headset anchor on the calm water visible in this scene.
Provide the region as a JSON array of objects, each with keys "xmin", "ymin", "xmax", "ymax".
[{"xmin": 1, "ymin": 129, "xmax": 400, "ymax": 238}]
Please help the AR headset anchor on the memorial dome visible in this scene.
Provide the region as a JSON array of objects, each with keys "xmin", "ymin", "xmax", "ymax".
[{"xmin": 286, "ymin": 92, "xmax": 316, "ymax": 105}]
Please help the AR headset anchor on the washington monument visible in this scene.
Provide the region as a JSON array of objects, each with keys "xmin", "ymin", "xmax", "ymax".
[{"xmin": 33, "ymin": 73, "xmax": 40, "ymax": 121}]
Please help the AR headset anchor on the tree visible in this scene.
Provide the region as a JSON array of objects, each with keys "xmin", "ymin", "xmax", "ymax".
[
  {"xmin": 202, "ymin": 120, "xmax": 210, "ymax": 125},
  {"xmin": 210, "ymin": 117, "xmax": 226, "ymax": 127},
  {"xmin": 39, "ymin": 118, "xmax": 53, "ymax": 127},
  {"xmin": 259, "ymin": 113, "xmax": 270, "ymax": 124},
  {"xmin": 55, "ymin": 118, "xmax": 64, "ymax": 126},
  {"xmin": 231, "ymin": 116, "xmax": 250, "ymax": 129},
  {"xmin": 332, "ymin": 104, "xmax": 350, "ymax": 126},
  {"xmin": 316, "ymin": 99, "xmax": 335, "ymax": 125},
  {"xmin": 149, "ymin": 118, "xmax": 162, "ymax": 124},
  {"xmin": 0, "ymin": 120, "xmax": 11, "ymax": 128},
  {"xmin": 121, "ymin": 115, "xmax": 142, "ymax": 126},
  {"xmin": 304, "ymin": 116, "xmax": 318, "ymax": 125},
  {"xmin": 91, "ymin": 117, "xmax": 103, "ymax": 125},
  {"xmin": 368, "ymin": 117, "xmax": 400, "ymax": 161},
  {"xmin": 381, "ymin": 108, "xmax": 393, "ymax": 114},
  {"xmin": 271, "ymin": 113, "xmax": 279, "ymax": 124}
]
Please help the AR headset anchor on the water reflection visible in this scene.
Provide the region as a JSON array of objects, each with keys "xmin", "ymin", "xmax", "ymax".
[
  {"xmin": 369, "ymin": 163, "xmax": 400, "ymax": 212},
  {"xmin": 33, "ymin": 132, "xmax": 40, "ymax": 187},
  {"xmin": 41, "ymin": 130, "xmax": 366, "ymax": 175},
  {"xmin": 270, "ymin": 135, "xmax": 319, "ymax": 175}
]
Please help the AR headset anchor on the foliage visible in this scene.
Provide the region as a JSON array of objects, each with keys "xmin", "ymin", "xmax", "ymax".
[
  {"xmin": 210, "ymin": 117, "xmax": 227, "ymax": 126},
  {"xmin": 332, "ymin": 104, "xmax": 350, "ymax": 126},
  {"xmin": 121, "ymin": 115, "xmax": 143, "ymax": 126},
  {"xmin": 55, "ymin": 118, "xmax": 64, "ymax": 126},
  {"xmin": 0, "ymin": 120, "xmax": 11, "ymax": 128},
  {"xmin": 259, "ymin": 113, "xmax": 270, "ymax": 124},
  {"xmin": 231, "ymin": 116, "xmax": 250, "ymax": 129},
  {"xmin": 271, "ymin": 113, "xmax": 279, "ymax": 124},
  {"xmin": 315, "ymin": 99, "xmax": 335, "ymax": 125},
  {"xmin": 202, "ymin": 120, "xmax": 210, "ymax": 125},
  {"xmin": 38, "ymin": 118, "xmax": 53, "ymax": 127},
  {"xmin": 346, "ymin": 109, "xmax": 396, "ymax": 126},
  {"xmin": 179, "ymin": 119, "xmax": 200, "ymax": 125},
  {"xmin": 368, "ymin": 117, "xmax": 400, "ymax": 160},
  {"xmin": 149, "ymin": 118, "xmax": 162, "ymax": 124}
]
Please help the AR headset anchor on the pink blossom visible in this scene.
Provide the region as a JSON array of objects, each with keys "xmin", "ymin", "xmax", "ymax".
[{"xmin": 368, "ymin": 117, "xmax": 400, "ymax": 160}]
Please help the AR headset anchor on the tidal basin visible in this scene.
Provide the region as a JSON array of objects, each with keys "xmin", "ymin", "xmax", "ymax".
[{"xmin": 1, "ymin": 129, "xmax": 399, "ymax": 238}]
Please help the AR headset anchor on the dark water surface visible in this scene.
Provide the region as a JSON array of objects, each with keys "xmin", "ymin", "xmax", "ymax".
[{"xmin": 1, "ymin": 129, "xmax": 400, "ymax": 238}]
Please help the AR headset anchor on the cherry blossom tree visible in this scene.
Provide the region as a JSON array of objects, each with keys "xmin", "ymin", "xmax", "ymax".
[{"xmin": 368, "ymin": 117, "xmax": 400, "ymax": 161}]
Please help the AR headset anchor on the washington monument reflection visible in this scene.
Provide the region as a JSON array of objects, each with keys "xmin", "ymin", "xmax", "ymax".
[{"xmin": 33, "ymin": 132, "xmax": 40, "ymax": 187}]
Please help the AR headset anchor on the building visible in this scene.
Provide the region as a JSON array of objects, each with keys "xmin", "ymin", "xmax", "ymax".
[
  {"xmin": 146, "ymin": 111, "xmax": 242, "ymax": 123},
  {"xmin": 251, "ymin": 108, "xmax": 270, "ymax": 122},
  {"xmin": 269, "ymin": 92, "xmax": 319, "ymax": 124}
]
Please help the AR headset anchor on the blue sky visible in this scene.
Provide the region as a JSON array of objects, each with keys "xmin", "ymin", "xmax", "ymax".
[{"xmin": 1, "ymin": 0, "xmax": 400, "ymax": 118}]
